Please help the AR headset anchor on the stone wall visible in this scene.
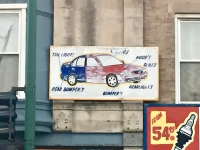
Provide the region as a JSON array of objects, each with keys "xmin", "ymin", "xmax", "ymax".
[
  {"xmin": 53, "ymin": 0, "xmax": 144, "ymax": 148},
  {"xmin": 52, "ymin": 0, "xmax": 200, "ymax": 148},
  {"xmin": 54, "ymin": 0, "xmax": 143, "ymax": 47}
]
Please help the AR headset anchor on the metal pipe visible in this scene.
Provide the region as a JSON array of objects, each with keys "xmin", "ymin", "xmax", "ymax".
[{"xmin": 24, "ymin": 0, "xmax": 37, "ymax": 149}]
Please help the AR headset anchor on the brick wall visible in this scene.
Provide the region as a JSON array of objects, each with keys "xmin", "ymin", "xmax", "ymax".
[
  {"xmin": 144, "ymin": 0, "xmax": 175, "ymax": 103},
  {"xmin": 144, "ymin": 0, "xmax": 200, "ymax": 103}
]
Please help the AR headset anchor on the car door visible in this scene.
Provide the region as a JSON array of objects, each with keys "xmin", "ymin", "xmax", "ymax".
[
  {"xmin": 86, "ymin": 57, "xmax": 103, "ymax": 83},
  {"xmin": 71, "ymin": 56, "xmax": 86, "ymax": 81}
]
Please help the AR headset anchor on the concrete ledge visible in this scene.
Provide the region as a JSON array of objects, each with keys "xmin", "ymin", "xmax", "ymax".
[{"xmin": 52, "ymin": 101, "xmax": 144, "ymax": 132}]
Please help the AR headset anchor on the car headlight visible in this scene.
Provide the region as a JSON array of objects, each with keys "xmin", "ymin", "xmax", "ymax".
[{"xmin": 121, "ymin": 70, "xmax": 132, "ymax": 76}]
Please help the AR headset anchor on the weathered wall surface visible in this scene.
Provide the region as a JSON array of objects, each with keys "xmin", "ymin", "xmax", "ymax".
[
  {"xmin": 53, "ymin": 0, "xmax": 144, "ymax": 148},
  {"xmin": 54, "ymin": 0, "xmax": 143, "ymax": 47},
  {"xmin": 53, "ymin": 101, "xmax": 143, "ymax": 148},
  {"xmin": 53, "ymin": 0, "xmax": 200, "ymax": 148},
  {"xmin": 144, "ymin": 0, "xmax": 200, "ymax": 103}
]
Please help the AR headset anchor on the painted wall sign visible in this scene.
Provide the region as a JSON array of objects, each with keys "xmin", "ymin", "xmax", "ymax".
[
  {"xmin": 49, "ymin": 46, "xmax": 159, "ymax": 100},
  {"xmin": 144, "ymin": 104, "xmax": 199, "ymax": 150}
]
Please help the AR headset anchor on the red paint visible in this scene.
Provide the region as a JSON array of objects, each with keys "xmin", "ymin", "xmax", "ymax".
[
  {"xmin": 103, "ymin": 64, "xmax": 125, "ymax": 74},
  {"xmin": 146, "ymin": 107, "xmax": 199, "ymax": 150}
]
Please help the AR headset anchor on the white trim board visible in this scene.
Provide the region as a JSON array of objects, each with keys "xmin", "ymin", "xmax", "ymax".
[{"xmin": 0, "ymin": 4, "xmax": 27, "ymax": 9}]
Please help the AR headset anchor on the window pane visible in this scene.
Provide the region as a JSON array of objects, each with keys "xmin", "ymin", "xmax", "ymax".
[
  {"xmin": 76, "ymin": 57, "xmax": 85, "ymax": 67},
  {"xmin": 87, "ymin": 58, "xmax": 99, "ymax": 66},
  {"xmin": 180, "ymin": 62, "xmax": 200, "ymax": 102},
  {"xmin": 96, "ymin": 55, "xmax": 123, "ymax": 66},
  {"xmin": 0, "ymin": 55, "xmax": 19, "ymax": 92},
  {"xmin": 180, "ymin": 21, "xmax": 200, "ymax": 60},
  {"xmin": 0, "ymin": 13, "xmax": 19, "ymax": 53},
  {"xmin": 71, "ymin": 58, "xmax": 77, "ymax": 66}
]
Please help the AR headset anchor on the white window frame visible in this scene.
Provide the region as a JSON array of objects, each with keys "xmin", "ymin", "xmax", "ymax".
[
  {"xmin": 175, "ymin": 14, "xmax": 200, "ymax": 104},
  {"xmin": 0, "ymin": 4, "xmax": 27, "ymax": 99}
]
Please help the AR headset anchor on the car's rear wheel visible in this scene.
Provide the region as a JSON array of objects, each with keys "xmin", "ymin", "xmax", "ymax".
[
  {"xmin": 106, "ymin": 74, "xmax": 118, "ymax": 87},
  {"xmin": 67, "ymin": 74, "xmax": 77, "ymax": 86}
]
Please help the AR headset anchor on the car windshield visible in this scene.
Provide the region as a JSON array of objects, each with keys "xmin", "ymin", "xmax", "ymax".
[{"xmin": 96, "ymin": 55, "xmax": 123, "ymax": 66}]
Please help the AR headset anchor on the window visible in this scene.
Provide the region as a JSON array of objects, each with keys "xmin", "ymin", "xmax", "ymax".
[
  {"xmin": 0, "ymin": 4, "xmax": 27, "ymax": 98},
  {"xmin": 71, "ymin": 58, "xmax": 78, "ymax": 66},
  {"xmin": 76, "ymin": 57, "xmax": 85, "ymax": 67},
  {"xmin": 96, "ymin": 55, "xmax": 123, "ymax": 66},
  {"xmin": 175, "ymin": 14, "xmax": 200, "ymax": 103},
  {"xmin": 87, "ymin": 58, "xmax": 99, "ymax": 66}
]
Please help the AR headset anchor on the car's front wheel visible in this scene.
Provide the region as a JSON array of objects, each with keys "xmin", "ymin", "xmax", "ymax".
[
  {"xmin": 67, "ymin": 74, "xmax": 77, "ymax": 86},
  {"xmin": 106, "ymin": 74, "xmax": 118, "ymax": 87}
]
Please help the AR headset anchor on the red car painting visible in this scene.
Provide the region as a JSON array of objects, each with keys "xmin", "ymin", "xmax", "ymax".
[{"xmin": 60, "ymin": 54, "xmax": 147, "ymax": 87}]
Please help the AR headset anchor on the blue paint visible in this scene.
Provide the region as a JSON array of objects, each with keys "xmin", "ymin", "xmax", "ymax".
[
  {"xmin": 37, "ymin": 0, "xmax": 53, "ymax": 14},
  {"xmin": 14, "ymin": 0, "xmax": 54, "ymax": 132},
  {"xmin": 35, "ymin": 133, "xmax": 123, "ymax": 146},
  {"xmin": 75, "ymin": 66, "xmax": 86, "ymax": 81},
  {"xmin": 14, "ymin": 132, "xmax": 123, "ymax": 147},
  {"xmin": 36, "ymin": 10, "xmax": 53, "ymax": 102},
  {"xmin": 61, "ymin": 55, "xmax": 87, "ymax": 82}
]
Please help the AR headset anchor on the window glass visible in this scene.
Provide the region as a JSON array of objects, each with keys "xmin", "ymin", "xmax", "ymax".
[
  {"xmin": 180, "ymin": 21, "xmax": 200, "ymax": 60},
  {"xmin": 0, "ymin": 8, "xmax": 26, "ymax": 97},
  {"xmin": 87, "ymin": 58, "xmax": 99, "ymax": 66},
  {"xmin": 180, "ymin": 62, "xmax": 200, "ymax": 102},
  {"xmin": 0, "ymin": 11, "xmax": 21, "ymax": 92},
  {"xmin": 71, "ymin": 58, "xmax": 77, "ymax": 66},
  {"xmin": 76, "ymin": 57, "xmax": 85, "ymax": 67},
  {"xmin": 179, "ymin": 20, "xmax": 200, "ymax": 102},
  {"xmin": 0, "ymin": 13, "xmax": 19, "ymax": 53},
  {"xmin": 0, "ymin": 55, "xmax": 18, "ymax": 92},
  {"xmin": 96, "ymin": 55, "xmax": 123, "ymax": 66}
]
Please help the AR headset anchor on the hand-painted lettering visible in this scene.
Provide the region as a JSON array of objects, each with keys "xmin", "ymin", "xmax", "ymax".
[
  {"xmin": 152, "ymin": 112, "xmax": 163, "ymax": 125},
  {"xmin": 61, "ymin": 53, "xmax": 74, "ymax": 57},
  {"xmin": 136, "ymin": 55, "xmax": 151, "ymax": 60},
  {"xmin": 102, "ymin": 91, "xmax": 123, "ymax": 96},
  {"xmin": 111, "ymin": 49, "xmax": 129, "ymax": 55},
  {"xmin": 51, "ymin": 86, "xmax": 62, "ymax": 91},
  {"xmin": 52, "ymin": 53, "xmax": 60, "ymax": 57},
  {"xmin": 143, "ymin": 63, "xmax": 157, "ymax": 67},
  {"xmin": 129, "ymin": 84, "xmax": 153, "ymax": 89},
  {"xmin": 63, "ymin": 87, "xmax": 84, "ymax": 92}
]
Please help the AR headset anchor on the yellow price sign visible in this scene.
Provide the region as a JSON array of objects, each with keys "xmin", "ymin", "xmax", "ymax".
[{"xmin": 151, "ymin": 111, "xmax": 176, "ymax": 144}]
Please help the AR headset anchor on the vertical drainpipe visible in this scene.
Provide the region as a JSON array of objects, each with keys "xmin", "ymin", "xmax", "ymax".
[{"xmin": 24, "ymin": 0, "xmax": 37, "ymax": 150}]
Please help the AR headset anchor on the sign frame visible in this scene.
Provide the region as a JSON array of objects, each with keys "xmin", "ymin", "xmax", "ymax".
[
  {"xmin": 49, "ymin": 46, "xmax": 159, "ymax": 101},
  {"xmin": 144, "ymin": 104, "xmax": 200, "ymax": 150}
]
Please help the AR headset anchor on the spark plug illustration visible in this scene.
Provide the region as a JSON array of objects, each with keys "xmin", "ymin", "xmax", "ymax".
[{"xmin": 174, "ymin": 114, "xmax": 196, "ymax": 150}]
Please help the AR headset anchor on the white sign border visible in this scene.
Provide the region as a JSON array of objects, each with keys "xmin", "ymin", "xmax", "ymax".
[{"xmin": 49, "ymin": 46, "xmax": 159, "ymax": 101}]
